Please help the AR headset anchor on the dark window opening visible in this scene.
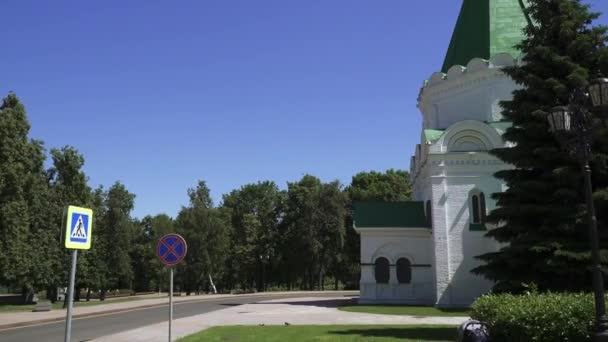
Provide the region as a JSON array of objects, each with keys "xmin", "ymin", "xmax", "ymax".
[
  {"xmin": 472, "ymin": 195, "xmax": 480, "ymax": 224},
  {"xmin": 374, "ymin": 257, "xmax": 390, "ymax": 284},
  {"xmin": 396, "ymin": 258, "xmax": 412, "ymax": 284}
]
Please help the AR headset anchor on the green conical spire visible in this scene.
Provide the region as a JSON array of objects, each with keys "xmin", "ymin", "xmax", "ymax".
[{"xmin": 441, "ymin": 0, "xmax": 530, "ymax": 72}]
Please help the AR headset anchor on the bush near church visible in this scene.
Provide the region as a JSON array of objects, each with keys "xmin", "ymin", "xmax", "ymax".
[{"xmin": 470, "ymin": 292, "xmax": 597, "ymax": 341}]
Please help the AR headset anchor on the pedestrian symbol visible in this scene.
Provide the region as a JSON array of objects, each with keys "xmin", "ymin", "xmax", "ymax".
[
  {"xmin": 70, "ymin": 215, "xmax": 88, "ymax": 241},
  {"xmin": 64, "ymin": 206, "xmax": 93, "ymax": 250}
]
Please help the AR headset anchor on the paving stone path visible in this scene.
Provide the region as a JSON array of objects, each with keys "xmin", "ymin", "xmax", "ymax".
[{"xmin": 94, "ymin": 296, "xmax": 468, "ymax": 342}]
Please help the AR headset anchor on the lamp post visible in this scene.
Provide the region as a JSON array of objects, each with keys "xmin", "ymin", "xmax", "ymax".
[{"xmin": 546, "ymin": 76, "xmax": 608, "ymax": 341}]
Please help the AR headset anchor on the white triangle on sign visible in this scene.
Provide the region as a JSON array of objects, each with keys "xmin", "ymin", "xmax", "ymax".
[{"xmin": 70, "ymin": 215, "xmax": 87, "ymax": 239}]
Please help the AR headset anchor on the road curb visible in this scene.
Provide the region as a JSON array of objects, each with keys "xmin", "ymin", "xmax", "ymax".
[{"xmin": 0, "ymin": 291, "xmax": 359, "ymax": 331}]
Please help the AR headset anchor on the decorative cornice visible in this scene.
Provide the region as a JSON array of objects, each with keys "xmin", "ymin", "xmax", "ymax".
[
  {"xmin": 430, "ymin": 159, "xmax": 506, "ymax": 167},
  {"xmin": 417, "ymin": 53, "xmax": 521, "ymax": 109},
  {"xmin": 414, "ymin": 157, "xmax": 510, "ymax": 183}
]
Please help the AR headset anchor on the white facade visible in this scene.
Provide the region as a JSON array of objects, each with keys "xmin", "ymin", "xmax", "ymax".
[
  {"xmin": 356, "ymin": 53, "xmax": 520, "ymax": 307},
  {"xmin": 358, "ymin": 228, "xmax": 434, "ymax": 304}
]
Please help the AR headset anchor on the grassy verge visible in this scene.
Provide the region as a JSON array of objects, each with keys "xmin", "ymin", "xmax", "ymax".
[
  {"xmin": 177, "ymin": 325, "xmax": 458, "ymax": 342},
  {"xmin": 338, "ymin": 305, "xmax": 469, "ymax": 317},
  {"xmin": 0, "ymin": 296, "xmax": 146, "ymax": 313}
]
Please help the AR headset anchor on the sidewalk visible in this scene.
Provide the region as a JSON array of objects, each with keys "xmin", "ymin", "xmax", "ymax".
[
  {"xmin": 94, "ymin": 296, "xmax": 469, "ymax": 342},
  {"xmin": 0, "ymin": 291, "xmax": 357, "ymax": 330}
]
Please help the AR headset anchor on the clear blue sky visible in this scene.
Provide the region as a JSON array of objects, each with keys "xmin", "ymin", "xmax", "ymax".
[{"xmin": 2, "ymin": 1, "xmax": 607, "ymax": 219}]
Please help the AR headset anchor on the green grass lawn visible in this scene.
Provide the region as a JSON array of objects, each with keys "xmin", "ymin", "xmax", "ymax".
[
  {"xmin": 177, "ymin": 325, "xmax": 458, "ymax": 342},
  {"xmin": 338, "ymin": 305, "xmax": 469, "ymax": 317},
  {"xmin": 0, "ymin": 296, "xmax": 145, "ymax": 313}
]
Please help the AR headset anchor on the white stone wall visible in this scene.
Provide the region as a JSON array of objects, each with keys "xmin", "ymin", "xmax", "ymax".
[
  {"xmin": 428, "ymin": 152, "xmax": 505, "ymax": 307},
  {"xmin": 409, "ymin": 60, "xmax": 519, "ymax": 307},
  {"xmin": 358, "ymin": 228, "xmax": 434, "ymax": 305}
]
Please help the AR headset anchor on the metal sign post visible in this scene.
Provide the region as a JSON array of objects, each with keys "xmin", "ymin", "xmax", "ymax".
[
  {"xmin": 64, "ymin": 250, "xmax": 78, "ymax": 342},
  {"xmin": 157, "ymin": 234, "xmax": 187, "ymax": 342},
  {"xmin": 169, "ymin": 267, "xmax": 174, "ymax": 342},
  {"xmin": 62, "ymin": 205, "xmax": 94, "ymax": 342}
]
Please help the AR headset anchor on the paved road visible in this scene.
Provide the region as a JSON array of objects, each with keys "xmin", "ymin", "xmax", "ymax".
[{"xmin": 0, "ymin": 292, "xmax": 354, "ymax": 342}]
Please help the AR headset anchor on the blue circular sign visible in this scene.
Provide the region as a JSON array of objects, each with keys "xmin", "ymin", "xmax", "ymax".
[{"xmin": 157, "ymin": 234, "xmax": 187, "ymax": 266}]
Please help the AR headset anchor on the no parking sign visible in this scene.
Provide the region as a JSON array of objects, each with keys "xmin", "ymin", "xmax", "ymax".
[
  {"xmin": 157, "ymin": 233, "xmax": 188, "ymax": 342},
  {"xmin": 157, "ymin": 234, "xmax": 187, "ymax": 265}
]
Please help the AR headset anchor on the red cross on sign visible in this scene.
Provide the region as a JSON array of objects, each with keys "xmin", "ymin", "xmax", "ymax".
[{"xmin": 157, "ymin": 234, "xmax": 188, "ymax": 266}]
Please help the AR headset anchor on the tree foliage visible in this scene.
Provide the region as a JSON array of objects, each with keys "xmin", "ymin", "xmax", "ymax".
[
  {"xmin": 221, "ymin": 181, "xmax": 283, "ymax": 291},
  {"xmin": 473, "ymin": 0, "xmax": 608, "ymax": 292},
  {"xmin": 280, "ymin": 175, "xmax": 347, "ymax": 290},
  {"xmin": 0, "ymin": 93, "xmax": 43, "ymax": 301},
  {"xmin": 347, "ymin": 169, "xmax": 411, "ymax": 202},
  {"xmin": 176, "ymin": 181, "xmax": 229, "ymax": 294},
  {"xmin": 0, "ymin": 91, "xmax": 414, "ymax": 299}
]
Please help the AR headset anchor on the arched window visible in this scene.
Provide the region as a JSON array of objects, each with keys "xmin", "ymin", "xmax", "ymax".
[
  {"xmin": 471, "ymin": 192, "xmax": 487, "ymax": 225},
  {"xmin": 426, "ymin": 200, "xmax": 432, "ymax": 228},
  {"xmin": 374, "ymin": 257, "xmax": 390, "ymax": 284},
  {"xmin": 396, "ymin": 258, "xmax": 412, "ymax": 284},
  {"xmin": 471, "ymin": 195, "xmax": 480, "ymax": 224}
]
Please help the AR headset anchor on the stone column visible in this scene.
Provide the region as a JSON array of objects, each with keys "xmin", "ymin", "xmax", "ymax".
[{"xmin": 389, "ymin": 265, "xmax": 398, "ymax": 285}]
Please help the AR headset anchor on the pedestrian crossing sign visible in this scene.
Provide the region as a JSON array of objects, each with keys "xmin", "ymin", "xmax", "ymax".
[{"xmin": 64, "ymin": 206, "xmax": 93, "ymax": 250}]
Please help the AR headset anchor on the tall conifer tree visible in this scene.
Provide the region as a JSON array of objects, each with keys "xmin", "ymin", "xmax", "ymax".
[{"xmin": 473, "ymin": 0, "xmax": 608, "ymax": 292}]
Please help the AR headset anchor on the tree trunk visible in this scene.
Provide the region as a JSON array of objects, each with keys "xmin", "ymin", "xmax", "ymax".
[
  {"xmin": 86, "ymin": 288, "xmax": 92, "ymax": 301},
  {"xmin": 100, "ymin": 288, "xmax": 106, "ymax": 301},
  {"xmin": 74, "ymin": 287, "xmax": 81, "ymax": 302},
  {"xmin": 310, "ymin": 271, "xmax": 315, "ymax": 291},
  {"xmin": 318, "ymin": 268, "xmax": 323, "ymax": 291},
  {"xmin": 21, "ymin": 285, "xmax": 34, "ymax": 304},
  {"xmin": 256, "ymin": 261, "xmax": 263, "ymax": 292},
  {"xmin": 208, "ymin": 274, "xmax": 217, "ymax": 294},
  {"xmin": 47, "ymin": 286, "xmax": 57, "ymax": 303}
]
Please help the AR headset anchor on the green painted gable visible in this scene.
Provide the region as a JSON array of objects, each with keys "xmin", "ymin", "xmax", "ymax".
[
  {"xmin": 441, "ymin": 0, "xmax": 530, "ymax": 73},
  {"xmin": 424, "ymin": 129, "xmax": 444, "ymax": 143},
  {"xmin": 353, "ymin": 201, "xmax": 429, "ymax": 229}
]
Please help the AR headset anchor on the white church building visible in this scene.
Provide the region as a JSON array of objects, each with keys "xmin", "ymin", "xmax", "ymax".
[{"xmin": 354, "ymin": 0, "xmax": 530, "ymax": 307}]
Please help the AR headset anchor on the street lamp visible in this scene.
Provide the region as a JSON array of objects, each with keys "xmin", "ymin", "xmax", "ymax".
[
  {"xmin": 546, "ymin": 77, "xmax": 608, "ymax": 341},
  {"xmin": 589, "ymin": 77, "xmax": 608, "ymax": 113},
  {"xmin": 547, "ymin": 105, "xmax": 572, "ymax": 132}
]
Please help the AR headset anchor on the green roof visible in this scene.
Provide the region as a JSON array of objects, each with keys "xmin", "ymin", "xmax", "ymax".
[
  {"xmin": 441, "ymin": 0, "xmax": 530, "ymax": 72},
  {"xmin": 424, "ymin": 129, "xmax": 444, "ymax": 143},
  {"xmin": 353, "ymin": 201, "xmax": 429, "ymax": 229}
]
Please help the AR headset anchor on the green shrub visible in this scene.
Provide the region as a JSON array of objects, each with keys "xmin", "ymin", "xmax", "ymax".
[{"xmin": 471, "ymin": 292, "xmax": 597, "ymax": 341}]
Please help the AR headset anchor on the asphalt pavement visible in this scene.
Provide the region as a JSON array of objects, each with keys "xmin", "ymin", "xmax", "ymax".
[{"xmin": 0, "ymin": 292, "xmax": 355, "ymax": 342}]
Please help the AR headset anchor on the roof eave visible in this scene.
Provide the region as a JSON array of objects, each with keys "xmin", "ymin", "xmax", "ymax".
[{"xmin": 354, "ymin": 227, "xmax": 432, "ymax": 235}]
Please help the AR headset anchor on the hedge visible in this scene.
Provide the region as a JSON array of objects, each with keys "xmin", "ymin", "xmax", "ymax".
[{"xmin": 471, "ymin": 292, "xmax": 597, "ymax": 341}]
